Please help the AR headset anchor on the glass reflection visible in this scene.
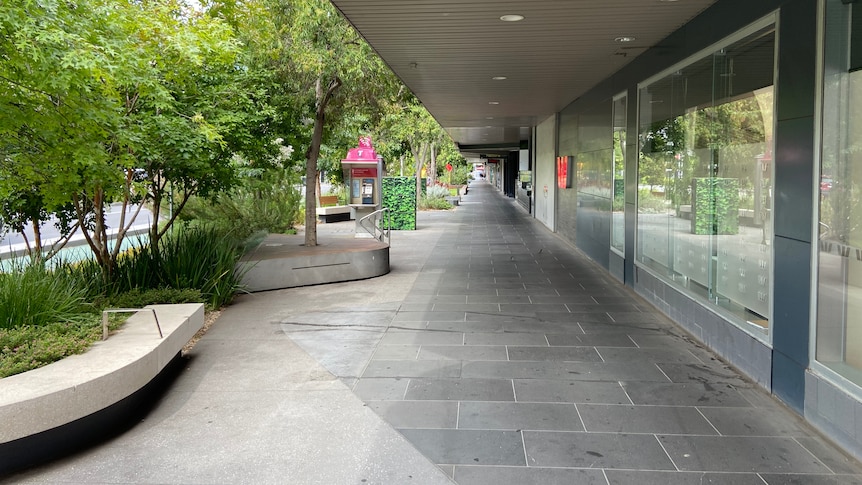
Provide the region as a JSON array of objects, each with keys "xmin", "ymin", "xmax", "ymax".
[
  {"xmin": 637, "ymin": 24, "xmax": 775, "ymax": 336},
  {"xmin": 612, "ymin": 95, "xmax": 626, "ymax": 255},
  {"xmin": 816, "ymin": 0, "xmax": 862, "ymax": 385}
]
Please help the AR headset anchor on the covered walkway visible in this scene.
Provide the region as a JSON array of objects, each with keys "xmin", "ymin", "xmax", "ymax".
[{"xmin": 5, "ymin": 180, "xmax": 862, "ymax": 484}]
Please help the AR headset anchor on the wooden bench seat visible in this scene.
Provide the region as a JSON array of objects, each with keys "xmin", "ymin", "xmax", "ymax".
[{"xmin": 316, "ymin": 195, "xmax": 352, "ymax": 222}]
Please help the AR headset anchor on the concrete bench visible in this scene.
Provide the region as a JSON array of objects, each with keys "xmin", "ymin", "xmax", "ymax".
[
  {"xmin": 445, "ymin": 195, "xmax": 460, "ymax": 206},
  {"xmin": 316, "ymin": 195, "xmax": 352, "ymax": 223},
  {"xmin": 0, "ymin": 304, "xmax": 204, "ymax": 474}
]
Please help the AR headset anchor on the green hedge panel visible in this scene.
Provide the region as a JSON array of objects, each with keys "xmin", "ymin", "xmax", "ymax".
[
  {"xmin": 691, "ymin": 177, "xmax": 739, "ymax": 235},
  {"xmin": 382, "ymin": 177, "xmax": 417, "ymax": 230}
]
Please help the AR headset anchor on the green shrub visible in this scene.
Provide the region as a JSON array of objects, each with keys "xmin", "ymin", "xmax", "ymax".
[
  {"xmin": 420, "ymin": 196, "xmax": 453, "ymax": 210},
  {"xmin": 426, "ymin": 185, "xmax": 450, "ymax": 199},
  {"xmin": 59, "ymin": 224, "xmax": 247, "ymax": 308},
  {"xmin": 152, "ymin": 224, "xmax": 247, "ymax": 308},
  {"xmin": 0, "ymin": 263, "xmax": 91, "ymax": 330},
  {"xmin": 181, "ymin": 170, "xmax": 302, "ymax": 239},
  {"xmin": 637, "ymin": 190, "xmax": 670, "ymax": 213},
  {"xmin": 0, "ymin": 316, "xmax": 129, "ymax": 378},
  {"xmin": 107, "ymin": 287, "xmax": 204, "ymax": 309}
]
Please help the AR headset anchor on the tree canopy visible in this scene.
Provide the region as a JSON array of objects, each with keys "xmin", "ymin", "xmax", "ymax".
[{"xmin": 0, "ymin": 0, "xmax": 464, "ymax": 274}]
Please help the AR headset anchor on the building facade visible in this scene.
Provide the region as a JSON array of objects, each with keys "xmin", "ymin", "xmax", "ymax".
[{"xmin": 509, "ymin": 0, "xmax": 862, "ymax": 460}]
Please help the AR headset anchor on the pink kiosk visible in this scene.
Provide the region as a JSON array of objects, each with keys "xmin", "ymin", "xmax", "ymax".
[{"xmin": 342, "ymin": 137, "xmax": 384, "ymax": 237}]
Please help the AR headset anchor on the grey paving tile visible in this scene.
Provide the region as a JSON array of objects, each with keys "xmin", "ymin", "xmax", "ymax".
[
  {"xmin": 507, "ymin": 346, "xmax": 602, "ymax": 362},
  {"xmin": 352, "ymin": 378, "xmax": 409, "ymax": 400},
  {"xmin": 418, "ymin": 345, "xmax": 508, "ymax": 361},
  {"xmin": 759, "ymin": 473, "xmax": 862, "ymax": 484},
  {"xmin": 389, "ymin": 320, "xmax": 429, "ymax": 330},
  {"xmin": 556, "ymin": 311, "xmax": 614, "ymax": 323},
  {"xmin": 379, "ymin": 330, "xmax": 464, "ymax": 345},
  {"xmin": 399, "ymin": 303, "xmax": 436, "ymax": 312},
  {"xmin": 499, "ymin": 321, "xmax": 580, "ymax": 333},
  {"xmin": 579, "ymin": 403, "xmax": 718, "ymax": 434},
  {"xmin": 528, "ymin": 295, "xmax": 599, "ymax": 305},
  {"xmin": 458, "ymin": 402, "xmax": 583, "ymax": 431},
  {"xmin": 371, "ymin": 344, "xmax": 420, "ymax": 360},
  {"xmin": 657, "ymin": 362, "xmax": 753, "ymax": 387},
  {"xmin": 659, "ymin": 435, "xmax": 832, "ymax": 473},
  {"xmin": 463, "ymin": 312, "xmax": 542, "ymax": 324},
  {"xmin": 629, "ymin": 333, "xmax": 695, "ymax": 347},
  {"xmin": 524, "ymin": 431, "xmax": 675, "ymax": 469},
  {"xmin": 624, "ymin": 381, "xmax": 752, "ymax": 407},
  {"xmin": 499, "ymin": 303, "xmax": 569, "ymax": 313},
  {"xmin": 604, "ymin": 470, "xmax": 765, "ymax": 484},
  {"xmin": 470, "ymin": 282, "xmax": 527, "ymax": 290},
  {"xmin": 392, "ymin": 311, "xmax": 466, "ymax": 322},
  {"xmin": 463, "ymin": 332, "xmax": 548, "ymax": 346},
  {"xmin": 437, "ymin": 287, "xmax": 497, "ymax": 296},
  {"xmin": 466, "ymin": 295, "xmax": 532, "ymax": 304},
  {"xmin": 796, "ymin": 436, "xmax": 862, "ymax": 475},
  {"xmin": 403, "ymin": 295, "xmax": 467, "ymax": 304},
  {"xmin": 546, "ymin": 333, "xmax": 637, "ymax": 347},
  {"xmin": 462, "ymin": 360, "xmax": 669, "ymax": 381},
  {"xmin": 593, "ymin": 296, "xmax": 644, "ymax": 305},
  {"xmin": 428, "ymin": 321, "xmax": 505, "ymax": 333},
  {"xmin": 568, "ymin": 303, "xmax": 645, "ymax": 313},
  {"xmin": 405, "ymin": 378, "xmax": 515, "ymax": 401},
  {"xmin": 405, "ymin": 289, "xmax": 444, "ymax": 297},
  {"xmin": 497, "ymin": 287, "xmax": 559, "ymax": 296},
  {"xmin": 362, "ymin": 360, "xmax": 462, "ymax": 378},
  {"xmin": 609, "ymin": 311, "xmax": 665, "ymax": 323},
  {"xmin": 432, "ymin": 303, "xmax": 502, "ymax": 312},
  {"xmin": 453, "ymin": 466, "xmax": 606, "ymax": 485},
  {"xmin": 579, "ymin": 322, "xmax": 666, "ymax": 334},
  {"xmin": 365, "ymin": 400, "xmax": 458, "ymax": 429},
  {"xmin": 397, "ymin": 429, "xmax": 526, "ymax": 466},
  {"xmin": 598, "ymin": 347, "xmax": 704, "ymax": 364},
  {"xmin": 698, "ymin": 407, "xmax": 810, "ymax": 437},
  {"xmin": 514, "ymin": 379, "xmax": 630, "ymax": 404}
]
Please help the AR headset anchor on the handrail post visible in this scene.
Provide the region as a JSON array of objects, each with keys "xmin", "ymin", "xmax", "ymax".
[{"xmin": 357, "ymin": 208, "xmax": 391, "ymax": 244}]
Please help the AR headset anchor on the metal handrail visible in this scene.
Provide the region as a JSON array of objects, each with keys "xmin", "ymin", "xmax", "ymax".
[
  {"xmin": 358, "ymin": 208, "xmax": 391, "ymax": 244},
  {"xmin": 101, "ymin": 308, "xmax": 162, "ymax": 340}
]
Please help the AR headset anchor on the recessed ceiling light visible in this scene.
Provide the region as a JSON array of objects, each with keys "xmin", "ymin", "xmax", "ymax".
[
  {"xmin": 486, "ymin": 116, "xmax": 494, "ymax": 120},
  {"xmin": 492, "ymin": 76, "xmax": 507, "ymax": 80},
  {"xmin": 488, "ymin": 101, "xmax": 500, "ymax": 105},
  {"xmin": 615, "ymin": 36, "xmax": 636, "ymax": 43},
  {"xmin": 500, "ymin": 14, "xmax": 524, "ymax": 22}
]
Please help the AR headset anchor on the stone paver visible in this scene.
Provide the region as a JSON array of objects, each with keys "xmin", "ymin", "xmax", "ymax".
[{"xmin": 4, "ymin": 180, "xmax": 862, "ymax": 485}]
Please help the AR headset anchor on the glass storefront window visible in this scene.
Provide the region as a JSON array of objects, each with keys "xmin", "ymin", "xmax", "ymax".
[
  {"xmin": 636, "ymin": 19, "xmax": 776, "ymax": 337},
  {"xmin": 611, "ymin": 95, "xmax": 626, "ymax": 255},
  {"xmin": 816, "ymin": 0, "xmax": 862, "ymax": 385}
]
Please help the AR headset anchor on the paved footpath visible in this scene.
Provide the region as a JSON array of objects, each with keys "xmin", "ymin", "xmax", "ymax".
[{"xmin": 6, "ymin": 180, "xmax": 862, "ymax": 484}]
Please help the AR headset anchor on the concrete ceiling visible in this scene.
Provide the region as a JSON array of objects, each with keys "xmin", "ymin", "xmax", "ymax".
[{"xmin": 330, "ymin": 0, "xmax": 718, "ymax": 155}]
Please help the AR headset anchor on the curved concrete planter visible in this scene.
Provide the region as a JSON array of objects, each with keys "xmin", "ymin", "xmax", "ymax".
[
  {"xmin": 0, "ymin": 303, "xmax": 204, "ymax": 474},
  {"xmin": 238, "ymin": 234, "xmax": 390, "ymax": 292}
]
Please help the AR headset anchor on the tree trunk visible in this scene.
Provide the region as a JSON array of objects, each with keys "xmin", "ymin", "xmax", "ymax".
[
  {"xmin": 304, "ymin": 76, "xmax": 342, "ymax": 247},
  {"xmin": 30, "ymin": 220, "xmax": 42, "ymax": 261},
  {"xmin": 430, "ymin": 142, "xmax": 437, "ymax": 185},
  {"xmin": 413, "ymin": 141, "xmax": 429, "ymax": 209}
]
